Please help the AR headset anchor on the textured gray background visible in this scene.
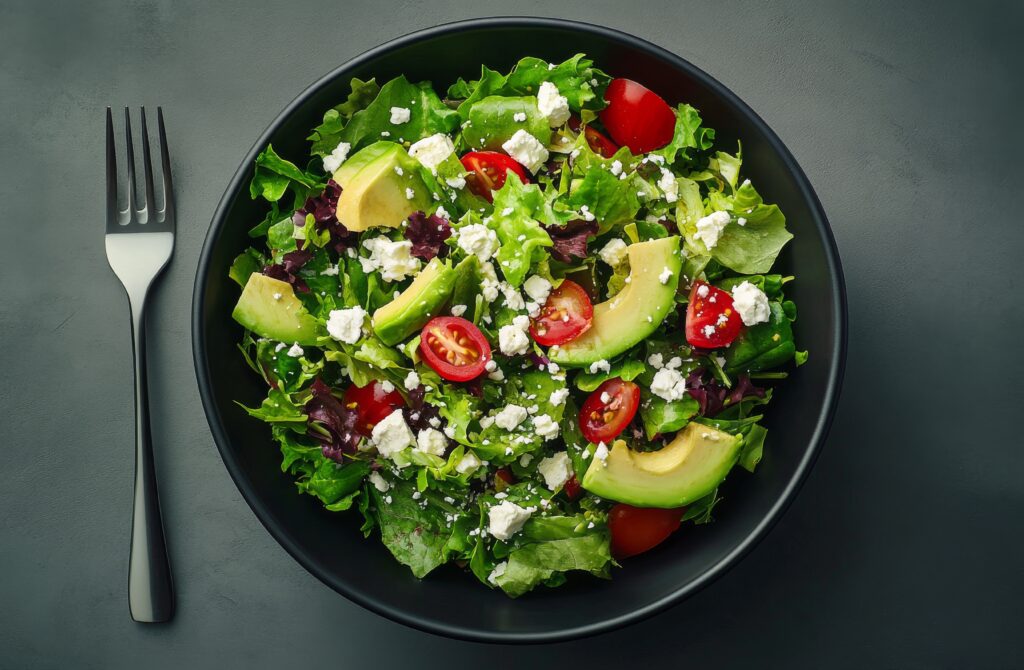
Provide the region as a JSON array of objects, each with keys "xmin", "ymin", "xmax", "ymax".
[{"xmin": 1, "ymin": 0, "xmax": 1021, "ymax": 667}]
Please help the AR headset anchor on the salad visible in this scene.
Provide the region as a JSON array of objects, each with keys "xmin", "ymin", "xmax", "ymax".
[{"xmin": 229, "ymin": 55, "xmax": 804, "ymax": 597}]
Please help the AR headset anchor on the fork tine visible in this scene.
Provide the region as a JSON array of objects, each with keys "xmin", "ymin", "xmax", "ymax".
[
  {"xmin": 123, "ymin": 107, "xmax": 138, "ymax": 223},
  {"xmin": 106, "ymin": 108, "xmax": 120, "ymax": 231},
  {"xmin": 139, "ymin": 108, "xmax": 157, "ymax": 224},
  {"xmin": 156, "ymin": 107, "xmax": 174, "ymax": 226}
]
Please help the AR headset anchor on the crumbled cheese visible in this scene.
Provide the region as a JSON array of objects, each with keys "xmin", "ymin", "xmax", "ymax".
[
  {"xmin": 500, "ymin": 284, "xmax": 526, "ymax": 311},
  {"xmin": 408, "ymin": 133, "xmax": 455, "ymax": 170},
  {"xmin": 523, "ymin": 275, "xmax": 552, "ymax": 304},
  {"xmin": 658, "ymin": 267, "xmax": 674, "ymax": 285},
  {"xmin": 403, "ymin": 370, "xmax": 420, "ymax": 391},
  {"xmin": 513, "ymin": 111, "xmax": 527, "ymax": 122},
  {"xmin": 579, "ymin": 204, "xmax": 595, "ymax": 221},
  {"xmin": 598, "ymin": 238, "xmax": 628, "ymax": 267},
  {"xmin": 380, "ymin": 380, "xmax": 395, "ymax": 394},
  {"xmin": 487, "ymin": 501, "xmax": 534, "ymax": 541},
  {"xmin": 593, "ymin": 441, "xmax": 609, "ymax": 463},
  {"xmin": 393, "ymin": 165, "xmax": 404, "ymax": 176},
  {"xmin": 694, "ymin": 210, "xmax": 731, "ymax": 250},
  {"xmin": 537, "ymin": 451, "xmax": 571, "ymax": 490},
  {"xmin": 321, "ymin": 264, "xmax": 340, "ymax": 276},
  {"xmin": 272, "ymin": 292, "xmax": 282, "ymax": 301},
  {"xmin": 548, "ymin": 362, "xmax": 560, "ymax": 374},
  {"xmin": 647, "ymin": 353, "xmax": 664, "ymax": 369},
  {"xmin": 599, "ymin": 391, "xmax": 612, "ymax": 404},
  {"xmin": 405, "ymin": 187, "xmax": 415, "ymax": 200},
  {"xmin": 549, "ymin": 388, "xmax": 570, "ymax": 406},
  {"xmin": 449, "ymin": 304, "xmax": 467, "ymax": 317},
  {"xmin": 456, "ymin": 224, "xmax": 499, "ymax": 262},
  {"xmin": 533, "ymin": 415, "xmax": 560, "ymax": 442},
  {"xmin": 666, "ymin": 356, "xmax": 683, "ymax": 370},
  {"xmin": 455, "ymin": 451, "xmax": 481, "ymax": 474},
  {"xmin": 501, "ymin": 129, "xmax": 549, "ymax": 172},
  {"xmin": 731, "ymin": 280, "xmax": 771, "ymax": 326},
  {"xmin": 488, "ymin": 561, "xmax": 508, "ymax": 585},
  {"xmin": 609, "ymin": 160, "xmax": 623, "ymax": 176},
  {"xmin": 658, "ymin": 168, "xmax": 678, "ymax": 202},
  {"xmin": 416, "ymin": 428, "xmax": 448, "ymax": 456},
  {"xmin": 274, "ymin": 342, "xmax": 287, "ymax": 353},
  {"xmin": 326, "ymin": 306, "xmax": 367, "ymax": 344},
  {"xmin": 737, "ymin": 217, "xmax": 747, "ymax": 226},
  {"xmin": 588, "ymin": 360, "xmax": 611, "ymax": 374},
  {"xmin": 389, "ymin": 107, "xmax": 411, "ymax": 124},
  {"xmin": 321, "ymin": 141, "xmax": 351, "ymax": 174},
  {"xmin": 445, "ymin": 175, "xmax": 466, "ymax": 189},
  {"xmin": 697, "ymin": 284, "xmax": 710, "ymax": 298},
  {"xmin": 360, "ymin": 236, "xmax": 421, "ymax": 282},
  {"xmin": 494, "ymin": 404, "xmax": 529, "ymax": 431},
  {"xmin": 368, "ymin": 471, "xmax": 390, "ymax": 493},
  {"xmin": 370, "ymin": 410, "xmax": 415, "ymax": 458},
  {"xmin": 479, "ymin": 261, "xmax": 500, "ymax": 301},
  {"xmin": 702, "ymin": 324, "xmax": 716, "ymax": 338},
  {"xmin": 651, "ymin": 368, "xmax": 687, "ymax": 401},
  {"xmin": 536, "ymin": 81, "xmax": 571, "ymax": 127}
]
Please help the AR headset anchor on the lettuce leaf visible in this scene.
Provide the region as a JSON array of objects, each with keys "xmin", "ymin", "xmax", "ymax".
[
  {"xmin": 339, "ymin": 75, "xmax": 459, "ymax": 153},
  {"xmin": 308, "ymin": 77, "xmax": 381, "ymax": 157},
  {"xmin": 249, "ymin": 144, "xmax": 320, "ymax": 203},
  {"xmin": 639, "ymin": 391, "xmax": 699, "ymax": 439},
  {"xmin": 369, "ymin": 479, "xmax": 456, "ymax": 578},
  {"xmin": 461, "ymin": 96, "xmax": 551, "ymax": 151},
  {"xmin": 653, "ymin": 104, "xmax": 715, "ymax": 166},
  {"xmin": 488, "ymin": 177, "xmax": 554, "ymax": 286}
]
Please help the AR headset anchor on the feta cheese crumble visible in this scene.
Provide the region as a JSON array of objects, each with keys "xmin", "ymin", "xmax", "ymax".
[
  {"xmin": 598, "ymin": 238, "xmax": 628, "ymax": 267},
  {"xmin": 488, "ymin": 561, "xmax": 507, "ymax": 585},
  {"xmin": 403, "ymin": 370, "xmax": 420, "ymax": 391},
  {"xmin": 513, "ymin": 111, "xmax": 527, "ymax": 122},
  {"xmin": 368, "ymin": 471, "xmax": 390, "ymax": 493},
  {"xmin": 326, "ymin": 306, "xmax": 367, "ymax": 344},
  {"xmin": 408, "ymin": 133, "xmax": 455, "ymax": 170},
  {"xmin": 523, "ymin": 275, "xmax": 552, "ymax": 304},
  {"xmin": 416, "ymin": 428, "xmax": 448, "ymax": 456},
  {"xmin": 321, "ymin": 141, "xmax": 351, "ymax": 174},
  {"xmin": 658, "ymin": 267, "xmax": 674, "ymax": 285},
  {"xmin": 456, "ymin": 224, "xmax": 499, "ymax": 262},
  {"xmin": 593, "ymin": 441, "xmax": 609, "ymax": 463},
  {"xmin": 487, "ymin": 501, "xmax": 534, "ymax": 541},
  {"xmin": 650, "ymin": 368, "xmax": 687, "ymax": 401},
  {"xmin": 549, "ymin": 388, "xmax": 570, "ymax": 406},
  {"xmin": 371, "ymin": 409, "xmax": 415, "ymax": 458},
  {"xmin": 389, "ymin": 106, "xmax": 411, "ymax": 124},
  {"xmin": 610, "ymin": 159, "xmax": 623, "ymax": 176},
  {"xmin": 536, "ymin": 81, "xmax": 571, "ymax": 127},
  {"xmin": 449, "ymin": 304, "xmax": 467, "ymax": 317},
  {"xmin": 658, "ymin": 168, "xmax": 678, "ymax": 202},
  {"xmin": 286, "ymin": 343, "xmax": 304, "ymax": 358},
  {"xmin": 455, "ymin": 451, "xmax": 481, "ymax": 474},
  {"xmin": 694, "ymin": 210, "xmax": 731, "ymax": 250},
  {"xmin": 501, "ymin": 129, "xmax": 549, "ymax": 172},
  {"xmin": 494, "ymin": 404, "xmax": 529, "ymax": 431},
  {"xmin": 731, "ymin": 280, "xmax": 771, "ymax": 326},
  {"xmin": 532, "ymin": 414, "xmax": 560, "ymax": 441},
  {"xmin": 537, "ymin": 452, "xmax": 571, "ymax": 491},
  {"xmin": 498, "ymin": 316, "xmax": 531, "ymax": 356},
  {"xmin": 588, "ymin": 360, "xmax": 611, "ymax": 374},
  {"xmin": 360, "ymin": 236, "xmax": 421, "ymax": 281}
]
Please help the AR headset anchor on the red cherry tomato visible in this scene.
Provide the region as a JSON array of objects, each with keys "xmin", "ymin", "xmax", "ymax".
[
  {"xmin": 529, "ymin": 280, "xmax": 594, "ymax": 346},
  {"xmin": 419, "ymin": 316, "xmax": 491, "ymax": 382},
  {"xmin": 599, "ymin": 78, "xmax": 676, "ymax": 154},
  {"xmin": 579, "ymin": 378, "xmax": 641, "ymax": 444},
  {"xmin": 607, "ymin": 504, "xmax": 685, "ymax": 559},
  {"xmin": 567, "ymin": 116, "xmax": 620, "ymax": 158},
  {"xmin": 460, "ymin": 151, "xmax": 529, "ymax": 202},
  {"xmin": 563, "ymin": 475, "xmax": 583, "ymax": 501},
  {"xmin": 685, "ymin": 280, "xmax": 743, "ymax": 349},
  {"xmin": 343, "ymin": 381, "xmax": 404, "ymax": 436}
]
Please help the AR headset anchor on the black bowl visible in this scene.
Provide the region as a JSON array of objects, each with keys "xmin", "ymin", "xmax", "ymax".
[{"xmin": 193, "ymin": 17, "xmax": 846, "ymax": 643}]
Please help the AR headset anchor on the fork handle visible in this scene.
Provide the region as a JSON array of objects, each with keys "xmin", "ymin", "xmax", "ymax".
[{"xmin": 127, "ymin": 293, "xmax": 174, "ymax": 623}]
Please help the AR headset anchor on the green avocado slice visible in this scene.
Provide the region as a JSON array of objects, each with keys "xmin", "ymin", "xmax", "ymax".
[
  {"xmin": 333, "ymin": 141, "xmax": 431, "ymax": 232},
  {"xmin": 372, "ymin": 258, "xmax": 457, "ymax": 345},
  {"xmin": 231, "ymin": 273, "xmax": 321, "ymax": 345},
  {"xmin": 581, "ymin": 423, "xmax": 740, "ymax": 508}
]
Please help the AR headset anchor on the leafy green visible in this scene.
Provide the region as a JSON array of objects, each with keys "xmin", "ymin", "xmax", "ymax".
[
  {"xmin": 308, "ymin": 77, "xmax": 381, "ymax": 157},
  {"xmin": 370, "ymin": 479, "xmax": 456, "ymax": 578},
  {"xmin": 240, "ymin": 387, "xmax": 306, "ymax": 425},
  {"xmin": 338, "ymin": 76, "xmax": 459, "ymax": 153},
  {"xmin": 681, "ymin": 489, "xmax": 721, "ymax": 524},
  {"xmin": 488, "ymin": 178, "xmax": 554, "ymax": 286},
  {"xmin": 575, "ymin": 359, "xmax": 647, "ymax": 392},
  {"xmin": 461, "ymin": 96, "xmax": 551, "ymax": 151},
  {"xmin": 229, "ymin": 248, "xmax": 265, "ymax": 287},
  {"xmin": 639, "ymin": 392, "xmax": 700, "ymax": 439},
  {"xmin": 249, "ymin": 145, "xmax": 320, "ymax": 202},
  {"xmin": 738, "ymin": 424, "xmax": 767, "ymax": 472},
  {"xmin": 653, "ymin": 104, "xmax": 715, "ymax": 165},
  {"xmin": 723, "ymin": 301, "xmax": 796, "ymax": 372},
  {"xmin": 298, "ymin": 458, "xmax": 370, "ymax": 505}
]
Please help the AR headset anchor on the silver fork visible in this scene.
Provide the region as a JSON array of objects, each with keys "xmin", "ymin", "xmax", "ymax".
[{"xmin": 105, "ymin": 107, "xmax": 175, "ymax": 623}]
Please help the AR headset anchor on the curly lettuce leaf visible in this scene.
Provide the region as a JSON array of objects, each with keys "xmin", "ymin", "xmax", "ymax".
[
  {"xmin": 488, "ymin": 177, "xmax": 554, "ymax": 286},
  {"xmin": 461, "ymin": 96, "xmax": 551, "ymax": 151},
  {"xmin": 250, "ymin": 144, "xmax": 320, "ymax": 203},
  {"xmin": 653, "ymin": 103, "xmax": 715, "ymax": 166},
  {"xmin": 369, "ymin": 479, "xmax": 457, "ymax": 578},
  {"xmin": 339, "ymin": 75, "xmax": 459, "ymax": 153},
  {"xmin": 308, "ymin": 77, "xmax": 381, "ymax": 157}
]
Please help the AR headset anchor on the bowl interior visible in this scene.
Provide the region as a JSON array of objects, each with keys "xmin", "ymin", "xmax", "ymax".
[{"xmin": 194, "ymin": 19, "xmax": 844, "ymax": 642}]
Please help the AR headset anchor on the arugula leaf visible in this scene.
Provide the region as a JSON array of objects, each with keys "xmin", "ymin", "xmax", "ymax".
[
  {"xmin": 339, "ymin": 76, "xmax": 459, "ymax": 153},
  {"xmin": 250, "ymin": 145, "xmax": 320, "ymax": 202},
  {"xmin": 461, "ymin": 96, "xmax": 551, "ymax": 151},
  {"xmin": 308, "ymin": 77, "xmax": 381, "ymax": 157},
  {"xmin": 298, "ymin": 458, "xmax": 370, "ymax": 505},
  {"xmin": 370, "ymin": 479, "xmax": 455, "ymax": 578}
]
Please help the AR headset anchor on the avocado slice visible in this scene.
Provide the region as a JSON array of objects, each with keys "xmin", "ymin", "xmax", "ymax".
[
  {"xmin": 372, "ymin": 258, "xmax": 457, "ymax": 345},
  {"xmin": 334, "ymin": 141, "xmax": 431, "ymax": 232},
  {"xmin": 549, "ymin": 236, "xmax": 682, "ymax": 367},
  {"xmin": 232, "ymin": 273, "xmax": 321, "ymax": 345},
  {"xmin": 582, "ymin": 423, "xmax": 740, "ymax": 508}
]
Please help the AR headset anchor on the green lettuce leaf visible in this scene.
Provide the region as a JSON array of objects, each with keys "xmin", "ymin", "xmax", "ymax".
[
  {"xmin": 461, "ymin": 96, "xmax": 551, "ymax": 151},
  {"xmin": 339, "ymin": 75, "xmax": 459, "ymax": 153},
  {"xmin": 297, "ymin": 458, "xmax": 370, "ymax": 505},
  {"xmin": 308, "ymin": 77, "xmax": 381, "ymax": 157},
  {"xmin": 653, "ymin": 103, "xmax": 715, "ymax": 165},
  {"xmin": 574, "ymin": 359, "xmax": 647, "ymax": 392},
  {"xmin": 723, "ymin": 301, "xmax": 796, "ymax": 372},
  {"xmin": 370, "ymin": 479, "xmax": 456, "ymax": 578},
  {"xmin": 639, "ymin": 391, "xmax": 700, "ymax": 439},
  {"xmin": 249, "ymin": 144, "xmax": 320, "ymax": 203},
  {"xmin": 488, "ymin": 177, "xmax": 554, "ymax": 286}
]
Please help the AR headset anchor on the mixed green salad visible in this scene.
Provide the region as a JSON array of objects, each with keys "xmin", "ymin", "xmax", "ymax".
[{"xmin": 229, "ymin": 54, "xmax": 804, "ymax": 597}]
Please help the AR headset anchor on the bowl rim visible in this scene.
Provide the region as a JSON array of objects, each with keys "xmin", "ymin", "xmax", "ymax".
[{"xmin": 192, "ymin": 15, "xmax": 848, "ymax": 644}]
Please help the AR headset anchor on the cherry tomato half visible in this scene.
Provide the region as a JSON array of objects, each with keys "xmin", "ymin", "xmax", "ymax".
[
  {"xmin": 563, "ymin": 475, "xmax": 583, "ymax": 501},
  {"xmin": 685, "ymin": 280, "xmax": 743, "ymax": 349},
  {"xmin": 529, "ymin": 280, "xmax": 594, "ymax": 346},
  {"xmin": 579, "ymin": 378, "xmax": 641, "ymax": 444},
  {"xmin": 599, "ymin": 78, "xmax": 676, "ymax": 154},
  {"xmin": 567, "ymin": 116, "xmax": 620, "ymax": 158},
  {"xmin": 344, "ymin": 381, "xmax": 405, "ymax": 436},
  {"xmin": 419, "ymin": 316, "xmax": 491, "ymax": 382},
  {"xmin": 460, "ymin": 151, "xmax": 529, "ymax": 202},
  {"xmin": 607, "ymin": 504, "xmax": 686, "ymax": 559}
]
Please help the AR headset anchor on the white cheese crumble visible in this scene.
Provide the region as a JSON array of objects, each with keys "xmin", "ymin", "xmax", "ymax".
[
  {"xmin": 697, "ymin": 284, "xmax": 710, "ymax": 298},
  {"xmin": 647, "ymin": 353, "xmax": 664, "ymax": 368},
  {"xmin": 658, "ymin": 168, "xmax": 678, "ymax": 202},
  {"xmin": 487, "ymin": 501, "xmax": 534, "ymax": 541},
  {"xmin": 513, "ymin": 111, "xmax": 527, "ymax": 122},
  {"xmin": 599, "ymin": 391, "xmax": 612, "ymax": 404},
  {"xmin": 360, "ymin": 236, "xmax": 421, "ymax": 282},
  {"xmin": 479, "ymin": 260, "xmax": 500, "ymax": 301},
  {"xmin": 658, "ymin": 267, "xmax": 674, "ymax": 285},
  {"xmin": 588, "ymin": 360, "xmax": 611, "ymax": 374},
  {"xmin": 501, "ymin": 129, "xmax": 549, "ymax": 172},
  {"xmin": 579, "ymin": 204, "xmax": 595, "ymax": 221},
  {"xmin": 370, "ymin": 409, "xmax": 415, "ymax": 458},
  {"xmin": 449, "ymin": 304, "xmax": 467, "ymax": 317},
  {"xmin": 498, "ymin": 316, "xmax": 530, "ymax": 356},
  {"xmin": 494, "ymin": 404, "xmax": 529, "ymax": 431},
  {"xmin": 731, "ymin": 280, "xmax": 771, "ymax": 326},
  {"xmin": 549, "ymin": 388, "xmax": 570, "ymax": 406},
  {"xmin": 500, "ymin": 284, "xmax": 526, "ymax": 311},
  {"xmin": 537, "ymin": 451, "xmax": 571, "ymax": 490},
  {"xmin": 536, "ymin": 81, "xmax": 571, "ymax": 127},
  {"xmin": 445, "ymin": 175, "xmax": 466, "ymax": 189},
  {"xmin": 403, "ymin": 370, "xmax": 420, "ymax": 391},
  {"xmin": 326, "ymin": 306, "xmax": 367, "ymax": 344},
  {"xmin": 321, "ymin": 264, "xmax": 340, "ymax": 276},
  {"xmin": 286, "ymin": 343, "xmax": 304, "ymax": 358},
  {"xmin": 532, "ymin": 414, "xmax": 560, "ymax": 441},
  {"xmin": 456, "ymin": 224, "xmax": 499, "ymax": 262},
  {"xmin": 609, "ymin": 160, "xmax": 623, "ymax": 176},
  {"xmin": 408, "ymin": 133, "xmax": 455, "ymax": 170},
  {"xmin": 651, "ymin": 368, "xmax": 687, "ymax": 401},
  {"xmin": 593, "ymin": 441, "xmax": 609, "ymax": 463},
  {"xmin": 598, "ymin": 238, "xmax": 628, "ymax": 267},
  {"xmin": 321, "ymin": 141, "xmax": 351, "ymax": 174},
  {"xmin": 415, "ymin": 428, "xmax": 448, "ymax": 456},
  {"xmin": 694, "ymin": 210, "xmax": 731, "ymax": 250},
  {"xmin": 523, "ymin": 275, "xmax": 552, "ymax": 304},
  {"xmin": 488, "ymin": 561, "xmax": 507, "ymax": 585},
  {"xmin": 455, "ymin": 451, "xmax": 481, "ymax": 474},
  {"xmin": 405, "ymin": 187, "xmax": 416, "ymax": 200},
  {"xmin": 368, "ymin": 471, "xmax": 390, "ymax": 493},
  {"xmin": 389, "ymin": 107, "xmax": 411, "ymax": 124}
]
